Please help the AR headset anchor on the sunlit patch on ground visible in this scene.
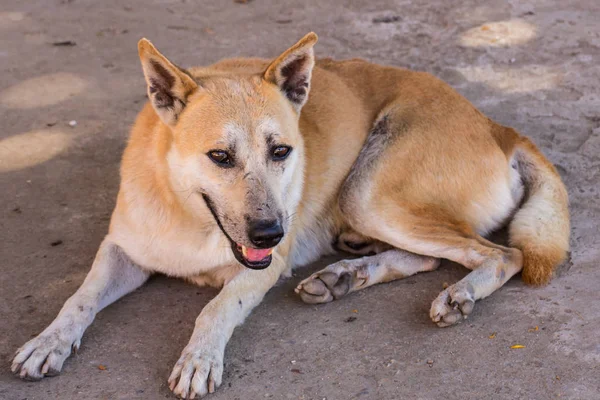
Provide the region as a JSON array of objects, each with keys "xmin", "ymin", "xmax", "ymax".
[
  {"xmin": 460, "ymin": 19, "xmax": 537, "ymax": 47},
  {"xmin": 0, "ymin": 11, "xmax": 25, "ymax": 28},
  {"xmin": 0, "ymin": 73, "xmax": 88, "ymax": 109},
  {"xmin": 454, "ymin": 65, "xmax": 561, "ymax": 94},
  {"xmin": 0, "ymin": 129, "xmax": 72, "ymax": 173}
]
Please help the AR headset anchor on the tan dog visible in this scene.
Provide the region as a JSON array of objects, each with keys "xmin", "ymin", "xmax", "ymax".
[{"xmin": 12, "ymin": 33, "xmax": 569, "ymax": 398}]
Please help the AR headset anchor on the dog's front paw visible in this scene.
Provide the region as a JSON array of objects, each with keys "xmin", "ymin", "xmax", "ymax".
[
  {"xmin": 12, "ymin": 327, "xmax": 81, "ymax": 381},
  {"xmin": 168, "ymin": 340, "xmax": 224, "ymax": 399}
]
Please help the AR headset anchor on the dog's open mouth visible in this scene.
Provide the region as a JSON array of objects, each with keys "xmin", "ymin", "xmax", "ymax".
[
  {"xmin": 232, "ymin": 243, "xmax": 274, "ymax": 269},
  {"xmin": 201, "ymin": 193, "xmax": 276, "ymax": 270}
]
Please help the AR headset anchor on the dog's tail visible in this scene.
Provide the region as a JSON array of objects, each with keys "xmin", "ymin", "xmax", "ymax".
[{"xmin": 508, "ymin": 136, "xmax": 570, "ymax": 285}]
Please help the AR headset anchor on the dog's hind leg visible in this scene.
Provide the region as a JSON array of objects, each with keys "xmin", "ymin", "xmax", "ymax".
[
  {"xmin": 327, "ymin": 109, "xmax": 524, "ymax": 326},
  {"xmin": 428, "ymin": 236, "xmax": 523, "ymax": 327},
  {"xmin": 345, "ymin": 204, "xmax": 523, "ymax": 327},
  {"xmin": 12, "ymin": 240, "xmax": 149, "ymax": 380},
  {"xmin": 295, "ymin": 249, "xmax": 439, "ymax": 304}
]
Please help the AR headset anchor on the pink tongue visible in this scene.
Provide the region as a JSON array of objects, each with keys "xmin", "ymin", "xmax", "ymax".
[{"xmin": 245, "ymin": 248, "xmax": 271, "ymax": 262}]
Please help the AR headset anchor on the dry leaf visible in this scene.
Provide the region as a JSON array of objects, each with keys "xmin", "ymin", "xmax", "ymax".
[
  {"xmin": 352, "ymin": 309, "xmax": 358, "ymax": 313},
  {"xmin": 510, "ymin": 344, "xmax": 525, "ymax": 349},
  {"xmin": 97, "ymin": 364, "xmax": 107, "ymax": 370},
  {"xmin": 481, "ymin": 26, "xmax": 490, "ymax": 31},
  {"xmin": 488, "ymin": 332, "xmax": 496, "ymax": 339}
]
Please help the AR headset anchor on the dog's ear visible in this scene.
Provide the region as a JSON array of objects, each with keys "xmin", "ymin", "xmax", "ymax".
[
  {"xmin": 138, "ymin": 39, "xmax": 198, "ymax": 126},
  {"xmin": 264, "ymin": 32, "xmax": 318, "ymax": 112}
]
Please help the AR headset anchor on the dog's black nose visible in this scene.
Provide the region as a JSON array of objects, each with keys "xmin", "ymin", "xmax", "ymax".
[{"xmin": 248, "ymin": 219, "xmax": 284, "ymax": 248}]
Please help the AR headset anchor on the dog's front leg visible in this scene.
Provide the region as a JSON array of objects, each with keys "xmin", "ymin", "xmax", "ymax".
[
  {"xmin": 168, "ymin": 258, "xmax": 286, "ymax": 399},
  {"xmin": 12, "ymin": 239, "xmax": 149, "ymax": 380}
]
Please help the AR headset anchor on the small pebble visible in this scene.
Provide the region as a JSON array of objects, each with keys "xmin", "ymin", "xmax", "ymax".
[{"xmin": 69, "ymin": 120, "xmax": 77, "ymax": 127}]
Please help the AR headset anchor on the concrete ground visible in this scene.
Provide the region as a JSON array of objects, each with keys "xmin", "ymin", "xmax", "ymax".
[{"xmin": 1, "ymin": 0, "xmax": 599, "ymax": 399}]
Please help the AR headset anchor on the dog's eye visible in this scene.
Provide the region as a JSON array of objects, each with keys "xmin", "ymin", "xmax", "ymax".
[
  {"xmin": 271, "ymin": 146, "xmax": 292, "ymax": 161},
  {"xmin": 208, "ymin": 150, "xmax": 233, "ymax": 167}
]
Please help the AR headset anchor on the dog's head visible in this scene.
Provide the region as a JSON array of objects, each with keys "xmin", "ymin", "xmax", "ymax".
[{"xmin": 137, "ymin": 33, "xmax": 318, "ymax": 269}]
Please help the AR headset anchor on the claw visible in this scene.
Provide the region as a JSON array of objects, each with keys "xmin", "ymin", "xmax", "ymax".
[{"xmin": 168, "ymin": 346, "xmax": 223, "ymax": 398}]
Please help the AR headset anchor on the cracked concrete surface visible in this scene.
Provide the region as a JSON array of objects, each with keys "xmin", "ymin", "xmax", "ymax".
[{"xmin": 1, "ymin": 0, "xmax": 599, "ymax": 399}]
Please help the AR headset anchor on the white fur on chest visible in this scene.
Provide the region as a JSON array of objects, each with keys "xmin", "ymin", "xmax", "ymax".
[
  {"xmin": 290, "ymin": 204, "xmax": 338, "ymax": 268},
  {"xmin": 109, "ymin": 223, "xmax": 236, "ymax": 277}
]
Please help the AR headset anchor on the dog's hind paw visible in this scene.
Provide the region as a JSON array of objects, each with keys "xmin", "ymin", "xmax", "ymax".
[
  {"xmin": 430, "ymin": 282, "xmax": 476, "ymax": 327},
  {"xmin": 295, "ymin": 261, "xmax": 368, "ymax": 304},
  {"xmin": 168, "ymin": 340, "xmax": 224, "ymax": 399}
]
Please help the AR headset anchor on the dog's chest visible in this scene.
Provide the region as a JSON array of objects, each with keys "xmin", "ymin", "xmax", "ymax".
[
  {"xmin": 290, "ymin": 207, "xmax": 338, "ymax": 268},
  {"xmin": 112, "ymin": 225, "xmax": 236, "ymax": 277}
]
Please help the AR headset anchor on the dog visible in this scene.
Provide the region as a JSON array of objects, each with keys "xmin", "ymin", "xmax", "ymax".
[{"xmin": 12, "ymin": 33, "xmax": 570, "ymax": 398}]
